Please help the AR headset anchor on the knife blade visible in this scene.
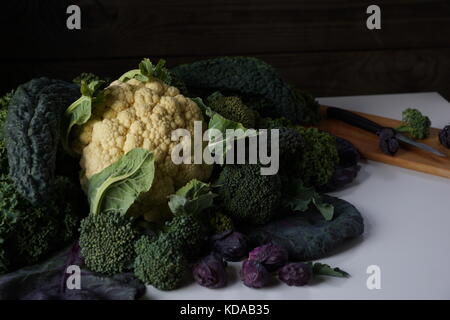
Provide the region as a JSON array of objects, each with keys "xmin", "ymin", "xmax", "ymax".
[
  {"xmin": 326, "ymin": 106, "xmax": 447, "ymax": 158},
  {"xmin": 395, "ymin": 134, "xmax": 447, "ymax": 157}
]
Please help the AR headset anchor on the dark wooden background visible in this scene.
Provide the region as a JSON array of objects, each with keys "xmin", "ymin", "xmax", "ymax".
[{"xmin": 1, "ymin": 0, "xmax": 449, "ymax": 100}]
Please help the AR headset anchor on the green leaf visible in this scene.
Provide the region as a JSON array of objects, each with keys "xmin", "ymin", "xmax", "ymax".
[
  {"xmin": 119, "ymin": 58, "xmax": 171, "ymax": 84},
  {"xmin": 61, "ymin": 80, "xmax": 107, "ymax": 156},
  {"xmin": 192, "ymin": 97, "xmax": 258, "ymax": 164},
  {"xmin": 282, "ymin": 178, "xmax": 334, "ymax": 221},
  {"xmin": 168, "ymin": 179, "xmax": 216, "ymax": 216},
  {"xmin": 312, "ymin": 262, "xmax": 350, "ymax": 278},
  {"xmin": 87, "ymin": 148, "xmax": 156, "ymax": 215},
  {"xmin": 118, "ymin": 69, "xmax": 142, "ymax": 82}
]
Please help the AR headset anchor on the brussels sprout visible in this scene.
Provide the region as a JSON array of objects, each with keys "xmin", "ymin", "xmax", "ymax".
[
  {"xmin": 192, "ymin": 253, "xmax": 228, "ymax": 289},
  {"xmin": 240, "ymin": 260, "xmax": 270, "ymax": 289}
]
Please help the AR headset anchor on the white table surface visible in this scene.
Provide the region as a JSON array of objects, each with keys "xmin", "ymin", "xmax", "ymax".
[{"xmin": 145, "ymin": 92, "xmax": 450, "ymax": 300}]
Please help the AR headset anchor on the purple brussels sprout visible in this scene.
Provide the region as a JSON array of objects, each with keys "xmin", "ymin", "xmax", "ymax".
[
  {"xmin": 439, "ymin": 125, "xmax": 450, "ymax": 148},
  {"xmin": 278, "ymin": 262, "xmax": 312, "ymax": 286},
  {"xmin": 240, "ymin": 259, "xmax": 270, "ymax": 288},
  {"xmin": 211, "ymin": 231, "xmax": 249, "ymax": 262},
  {"xmin": 378, "ymin": 128, "xmax": 399, "ymax": 156},
  {"xmin": 248, "ymin": 243, "xmax": 288, "ymax": 272},
  {"xmin": 192, "ymin": 253, "xmax": 228, "ymax": 289}
]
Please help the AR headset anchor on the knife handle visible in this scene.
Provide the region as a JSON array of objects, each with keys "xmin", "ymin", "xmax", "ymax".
[{"xmin": 326, "ymin": 106, "xmax": 383, "ymax": 134}]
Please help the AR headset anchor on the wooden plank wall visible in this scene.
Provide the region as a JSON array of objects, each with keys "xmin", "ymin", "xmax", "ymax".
[{"xmin": 1, "ymin": 0, "xmax": 449, "ymax": 99}]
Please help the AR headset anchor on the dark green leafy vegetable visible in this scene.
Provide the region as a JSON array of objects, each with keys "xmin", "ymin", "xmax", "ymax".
[
  {"xmin": 0, "ymin": 90, "xmax": 13, "ymax": 175},
  {"xmin": 5, "ymin": 78, "xmax": 80, "ymax": 204},
  {"xmin": 243, "ymin": 196, "xmax": 364, "ymax": 261},
  {"xmin": 0, "ymin": 175, "xmax": 80, "ymax": 274},
  {"xmin": 87, "ymin": 148, "xmax": 155, "ymax": 215},
  {"xmin": 0, "ymin": 243, "xmax": 146, "ymax": 300},
  {"xmin": 79, "ymin": 211, "xmax": 137, "ymax": 276},
  {"xmin": 172, "ymin": 56, "xmax": 318, "ymax": 124}
]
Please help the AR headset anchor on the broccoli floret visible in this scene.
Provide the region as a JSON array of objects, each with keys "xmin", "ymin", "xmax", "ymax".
[
  {"xmin": 134, "ymin": 234, "xmax": 187, "ymax": 290},
  {"xmin": 164, "ymin": 214, "xmax": 207, "ymax": 259},
  {"xmin": 217, "ymin": 164, "xmax": 282, "ymax": 225},
  {"xmin": 294, "ymin": 127, "xmax": 339, "ymax": 187},
  {"xmin": 0, "ymin": 175, "xmax": 80, "ymax": 274},
  {"xmin": 172, "ymin": 56, "xmax": 319, "ymax": 124},
  {"xmin": 396, "ymin": 108, "xmax": 431, "ymax": 139},
  {"xmin": 79, "ymin": 211, "xmax": 137, "ymax": 276},
  {"xmin": 209, "ymin": 211, "xmax": 234, "ymax": 234},
  {"xmin": 206, "ymin": 92, "xmax": 256, "ymax": 128},
  {"xmin": 257, "ymin": 116, "xmax": 293, "ymax": 129}
]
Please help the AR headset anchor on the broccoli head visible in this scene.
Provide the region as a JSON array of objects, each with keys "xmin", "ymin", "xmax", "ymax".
[
  {"xmin": 79, "ymin": 211, "xmax": 137, "ymax": 276},
  {"xmin": 164, "ymin": 214, "xmax": 207, "ymax": 259},
  {"xmin": 294, "ymin": 127, "xmax": 339, "ymax": 187},
  {"xmin": 257, "ymin": 116, "xmax": 293, "ymax": 130},
  {"xmin": 209, "ymin": 211, "xmax": 234, "ymax": 234},
  {"xmin": 396, "ymin": 108, "xmax": 431, "ymax": 139},
  {"xmin": 134, "ymin": 234, "xmax": 187, "ymax": 290},
  {"xmin": 217, "ymin": 164, "xmax": 282, "ymax": 225},
  {"xmin": 207, "ymin": 92, "xmax": 256, "ymax": 128}
]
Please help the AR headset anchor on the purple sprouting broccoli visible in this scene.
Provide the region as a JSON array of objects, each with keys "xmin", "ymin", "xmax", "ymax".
[
  {"xmin": 192, "ymin": 253, "xmax": 228, "ymax": 289},
  {"xmin": 278, "ymin": 262, "xmax": 312, "ymax": 286},
  {"xmin": 248, "ymin": 243, "xmax": 288, "ymax": 272},
  {"xmin": 378, "ymin": 128, "xmax": 399, "ymax": 156},
  {"xmin": 439, "ymin": 125, "xmax": 450, "ymax": 149},
  {"xmin": 240, "ymin": 260, "xmax": 270, "ymax": 288},
  {"xmin": 211, "ymin": 231, "xmax": 249, "ymax": 262}
]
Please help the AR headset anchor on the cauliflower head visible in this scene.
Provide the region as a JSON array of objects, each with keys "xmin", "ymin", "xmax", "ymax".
[{"xmin": 73, "ymin": 77, "xmax": 213, "ymax": 222}]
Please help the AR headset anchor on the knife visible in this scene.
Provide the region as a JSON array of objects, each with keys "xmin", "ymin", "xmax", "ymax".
[{"xmin": 326, "ymin": 106, "xmax": 447, "ymax": 158}]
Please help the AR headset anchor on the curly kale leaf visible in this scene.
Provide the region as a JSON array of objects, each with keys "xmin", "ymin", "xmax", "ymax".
[
  {"xmin": 0, "ymin": 175, "xmax": 80, "ymax": 274},
  {"xmin": 5, "ymin": 78, "xmax": 80, "ymax": 204}
]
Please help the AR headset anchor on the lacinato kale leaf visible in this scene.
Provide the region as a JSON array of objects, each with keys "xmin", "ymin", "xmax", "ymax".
[
  {"xmin": 243, "ymin": 196, "xmax": 364, "ymax": 261},
  {"xmin": 5, "ymin": 78, "xmax": 80, "ymax": 204},
  {"xmin": 172, "ymin": 56, "xmax": 317, "ymax": 124}
]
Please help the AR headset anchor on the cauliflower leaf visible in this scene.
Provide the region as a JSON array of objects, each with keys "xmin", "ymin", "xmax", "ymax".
[{"xmin": 87, "ymin": 148, "xmax": 156, "ymax": 215}]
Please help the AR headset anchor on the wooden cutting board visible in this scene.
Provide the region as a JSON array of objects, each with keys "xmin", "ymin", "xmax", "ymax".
[{"xmin": 316, "ymin": 105, "xmax": 450, "ymax": 179}]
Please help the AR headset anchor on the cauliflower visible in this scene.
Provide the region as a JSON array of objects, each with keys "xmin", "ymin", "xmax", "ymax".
[{"xmin": 73, "ymin": 77, "xmax": 213, "ymax": 222}]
